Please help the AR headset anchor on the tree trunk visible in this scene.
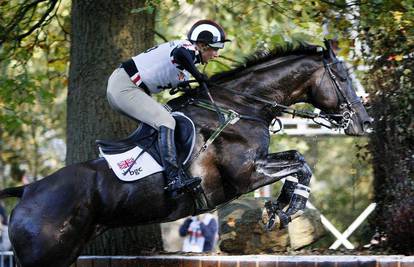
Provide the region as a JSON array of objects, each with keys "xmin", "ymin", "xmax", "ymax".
[{"xmin": 67, "ymin": 0, "xmax": 162, "ymax": 254}]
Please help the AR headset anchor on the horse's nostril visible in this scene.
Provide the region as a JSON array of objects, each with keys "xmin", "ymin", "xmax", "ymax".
[{"xmin": 363, "ymin": 120, "xmax": 373, "ymax": 133}]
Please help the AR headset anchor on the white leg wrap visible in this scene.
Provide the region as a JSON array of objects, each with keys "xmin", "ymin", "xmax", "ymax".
[
  {"xmin": 293, "ymin": 184, "xmax": 311, "ymax": 198},
  {"xmin": 286, "ymin": 176, "xmax": 299, "ymax": 183}
]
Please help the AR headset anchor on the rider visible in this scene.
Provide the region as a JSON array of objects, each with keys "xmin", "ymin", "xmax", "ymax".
[{"xmin": 106, "ymin": 20, "xmax": 230, "ymax": 197}]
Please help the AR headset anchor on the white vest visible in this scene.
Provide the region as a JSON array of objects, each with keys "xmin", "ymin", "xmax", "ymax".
[
  {"xmin": 132, "ymin": 40, "xmax": 199, "ymax": 93},
  {"xmin": 182, "ymin": 219, "xmax": 205, "ymax": 252}
]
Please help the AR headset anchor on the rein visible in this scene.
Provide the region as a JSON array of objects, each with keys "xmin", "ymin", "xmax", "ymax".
[
  {"xmin": 208, "ymin": 80, "xmax": 345, "ymax": 130},
  {"xmin": 182, "ymin": 98, "xmax": 266, "ymax": 167},
  {"xmin": 208, "ymin": 56, "xmax": 363, "ymax": 130}
]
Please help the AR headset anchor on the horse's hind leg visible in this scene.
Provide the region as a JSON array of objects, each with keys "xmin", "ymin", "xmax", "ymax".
[
  {"xmin": 10, "ymin": 201, "xmax": 95, "ymax": 267},
  {"xmin": 11, "ymin": 213, "xmax": 92, "ymax": 267}
]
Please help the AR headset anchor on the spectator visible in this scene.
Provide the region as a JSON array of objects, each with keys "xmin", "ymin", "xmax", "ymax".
[
  {"xmin": 0, "ymin": 203, "xmax": 11, "ymax": 251},
  {"xmin": 179, "ymin": 213, "xmax": 218, "ymax": 252}
]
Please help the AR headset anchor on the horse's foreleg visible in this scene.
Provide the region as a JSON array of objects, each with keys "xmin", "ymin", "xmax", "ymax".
[
  {"xmin": 262, "ymin": 151, "xmax": 305, "ymax": 211},
  {"xmin": 252, "ymin": 150, "xmax": 313, "ymax": 230},
  {"xmin": 250, "ymin": 150, "xmax": 305, "ymax": 192}
]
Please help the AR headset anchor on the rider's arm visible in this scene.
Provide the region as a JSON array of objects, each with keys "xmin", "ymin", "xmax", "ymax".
[
  {"xmin": 172, "ymin": 47, "xmax": 208, "ymax": 84},
  {"xmin": 200, "ymin": 219, "xmax": 217, "ymax": 241}
]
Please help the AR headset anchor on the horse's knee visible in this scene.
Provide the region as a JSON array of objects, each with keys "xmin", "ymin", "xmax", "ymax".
[
  {"xmin": 297, "ymin": 162, "xmax": 312, "ymax": 185},
  {"xmin": 266, "ymin": 150, "xmax": 301, "ymax": 162},
  {"xmin": 292, "ymin": 151, "xmax": 305, "ymax": 162}
]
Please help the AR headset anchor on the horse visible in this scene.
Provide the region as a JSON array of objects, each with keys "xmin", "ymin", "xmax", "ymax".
[{"xmin": 0, "ymin": 41, "xmax": 371, "ymax": 267}]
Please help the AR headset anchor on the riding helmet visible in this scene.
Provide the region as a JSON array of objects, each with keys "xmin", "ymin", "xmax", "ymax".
[{"xmin": 187, "ymin": 20, "xmax": 231, "ymax": 49}]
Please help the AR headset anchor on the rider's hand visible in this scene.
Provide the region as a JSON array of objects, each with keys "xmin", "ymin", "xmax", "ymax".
[{"xmin": 197, "ymin": 73, "xmax": 211, "ymax": 86}]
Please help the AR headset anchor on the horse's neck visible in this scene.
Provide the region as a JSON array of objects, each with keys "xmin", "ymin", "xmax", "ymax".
[{"xmin": 211, "ymin": 56, "xmax": 321, "ymax": 118}]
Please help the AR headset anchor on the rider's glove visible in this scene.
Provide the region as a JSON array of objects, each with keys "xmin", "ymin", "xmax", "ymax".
[{"xmin": 196, "ymin": 73, "xmax": 212, "ymax": 86}]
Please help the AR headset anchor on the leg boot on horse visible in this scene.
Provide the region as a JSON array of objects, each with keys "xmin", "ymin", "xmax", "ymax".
[{"xmin": 158, "ymin": 125, "xmax": 201, "ymax": 198}]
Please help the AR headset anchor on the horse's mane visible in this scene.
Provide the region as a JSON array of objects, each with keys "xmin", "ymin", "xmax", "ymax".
[{"xmin": 211, "ymin": 42, "xmax": 321, "ymax": 82}]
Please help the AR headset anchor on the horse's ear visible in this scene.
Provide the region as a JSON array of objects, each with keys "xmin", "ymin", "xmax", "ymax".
[
  {"xmin": 323, "ymin": 39, "xmax": 336, "ymax": 59},
  {"xmin": 324, "ymin": 39, "xmax": 331, "ymax": 50}
]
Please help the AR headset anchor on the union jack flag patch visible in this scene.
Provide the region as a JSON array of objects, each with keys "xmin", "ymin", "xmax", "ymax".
[{"xmin": 117, "ymin": 158, "xmax": 135, "ymax": 169}]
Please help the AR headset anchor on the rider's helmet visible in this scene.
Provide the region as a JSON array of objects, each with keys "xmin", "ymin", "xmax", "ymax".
[{"xmin": 187, "ymin": 20, "xmax": 231, "ymax": 49}]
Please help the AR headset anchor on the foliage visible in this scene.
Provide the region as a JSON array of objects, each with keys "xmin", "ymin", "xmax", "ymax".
[
  {"xmin": 155, "ymin": 0, "xmax": 332, "ymax": 75},
  {"xmin": 357, "ymin": 1, "xmax": 414, "ymax": 253},
  {"xmin": 0, "ymin": 0, "xmax": 69, "ymax": 185}
]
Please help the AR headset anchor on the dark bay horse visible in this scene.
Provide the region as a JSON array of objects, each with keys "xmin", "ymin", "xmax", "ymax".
[{"xmin": 0, "ymin": 41, "xmax": 371, "ymax": 267}]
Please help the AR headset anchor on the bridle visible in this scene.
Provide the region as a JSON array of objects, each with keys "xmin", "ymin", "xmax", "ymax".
[
  {"xmin": 203, "ymin": 55, "xmax": 362, "ymax": 131},
  {"xmin": 319, "ymin": 57, "xmax": 363, "ymax": 130}
]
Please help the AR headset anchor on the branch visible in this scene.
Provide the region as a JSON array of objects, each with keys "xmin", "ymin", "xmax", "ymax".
[
  {"xmin": 153, "ymin": 30, "xmax": 168, "ymax": 42},
  {"xmin": 3, "ymin": 0, "xmax": 48, "ymax": 32},
  {"xmin": 0, "ymin": 0, "xmax": 59, "ymax": 44},
  {"xmin": 15, "ymin": 0, "xmax": 59, "ymax": 42}
]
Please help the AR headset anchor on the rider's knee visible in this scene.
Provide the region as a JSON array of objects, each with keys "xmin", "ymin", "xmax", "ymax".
[{"xmin": 158, "ymin": 118, "xmax": 176, "ymax": 131}]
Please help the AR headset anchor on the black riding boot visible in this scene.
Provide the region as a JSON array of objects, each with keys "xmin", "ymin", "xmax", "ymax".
[{"xmin": 158, "ymin": 126, "xmax": 201, "ymax": 197}]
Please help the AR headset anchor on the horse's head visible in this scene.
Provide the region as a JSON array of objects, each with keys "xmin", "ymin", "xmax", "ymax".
[
  {"xmin": 307, "ymin": 40, "xmax": 372, "ymax": 136},
  {"xmin": 209, "ymin": 41, "xmax": 372, "ymax": 135}
]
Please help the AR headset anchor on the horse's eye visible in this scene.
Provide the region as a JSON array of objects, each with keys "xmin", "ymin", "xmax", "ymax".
[
  {"xmin": 339, "ymin": 76, "xmax": 348, "ymax": 82},
  {"xmin": 334, "ymin": 64, "xmax": 349, "ymax": 81}
]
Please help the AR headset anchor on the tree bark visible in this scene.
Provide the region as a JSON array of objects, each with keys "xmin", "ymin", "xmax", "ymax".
[
  {"xmin": 67, "ymin": 0, "xmax": 155, "ymax": 163},
  {"xmin": 67, "ymin": 0, "xmax": 162, "ymax": 254}
]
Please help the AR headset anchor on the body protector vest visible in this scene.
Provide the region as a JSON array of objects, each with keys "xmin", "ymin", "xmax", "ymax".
[{"xmin": 132, "ymin": 40, "xmax": 199, "ymax": 93}]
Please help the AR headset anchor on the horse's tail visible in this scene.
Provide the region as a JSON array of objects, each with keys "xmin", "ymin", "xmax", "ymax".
[{"xmin": 0, "ymin": 185, "xmax": 25, "ymax": 199}]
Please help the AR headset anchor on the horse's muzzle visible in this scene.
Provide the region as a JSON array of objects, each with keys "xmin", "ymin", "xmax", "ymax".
[{"xmin": 345, "ymin": 115, "xmax": 373, "ymax": 136}]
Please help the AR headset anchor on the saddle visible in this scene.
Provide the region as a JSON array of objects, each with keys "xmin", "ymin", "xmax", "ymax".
[{"xmin": 96, "ymin": 112, "xmax": 196, "ymax": 182}]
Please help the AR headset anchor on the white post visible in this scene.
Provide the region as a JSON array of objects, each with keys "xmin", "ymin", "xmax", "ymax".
[
  {"xmin": 329, "ymin": 203, "xmax": 377, "ymax": 249},
  {"xmin": 307, "ymin": 201, "xmax": 355, "ymax": 249}
]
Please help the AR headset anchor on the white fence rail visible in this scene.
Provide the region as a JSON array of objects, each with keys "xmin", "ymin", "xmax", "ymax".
[
  {"xmin": 271, "ymin": 117, "xmax": 345, "ymax": 136},
  {"xmin": 0, "ymin": 251, "xmax": 14, "ymax": 267}
]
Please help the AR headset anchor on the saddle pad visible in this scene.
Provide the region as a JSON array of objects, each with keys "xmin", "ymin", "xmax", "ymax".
[{"xmin": 99, "ymin": 146, "xmax": 163, "ymax": 182}]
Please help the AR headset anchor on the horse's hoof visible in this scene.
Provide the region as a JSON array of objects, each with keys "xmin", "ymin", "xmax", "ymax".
[
  {"xmin": 262, "ymin": 204, "xmax": 291, "ymax": 231},
  {"xmin": 262, "ymin": 204, "xmax": 279, "ymax": 231},
  {"xmin": 277, "ymin": 210, "xmax": 291, "ymax": 229},
  {"xmin": 265, "ymin": 213, "xmax": 280, "ymax": 231}
]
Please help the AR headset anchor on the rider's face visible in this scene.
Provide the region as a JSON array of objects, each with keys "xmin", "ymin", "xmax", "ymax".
[{"xmin": 199, "ymin": 44, "xmax": 219, "ymax": 63}]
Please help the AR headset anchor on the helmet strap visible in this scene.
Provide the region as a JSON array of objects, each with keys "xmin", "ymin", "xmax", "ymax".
[{"xmin": 196, "ymin": 42, "xmax": 208, "ymax": 64}]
